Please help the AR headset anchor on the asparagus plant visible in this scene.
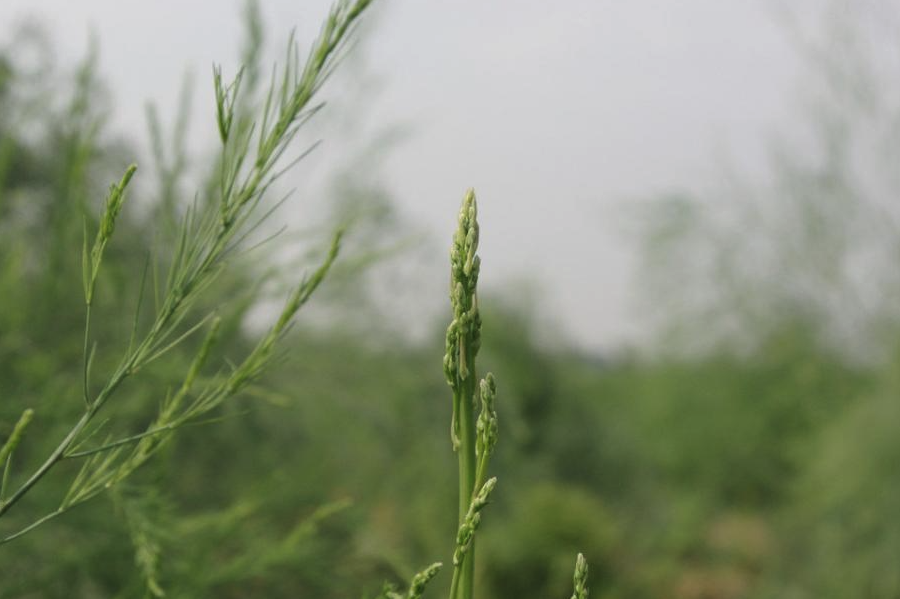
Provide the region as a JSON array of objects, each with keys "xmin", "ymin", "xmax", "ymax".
[
  {"xmin": 376, "ymin": 191, "xmax": 590, "ymax": 599},
  {"xmin": 0, "ymin": 0, "xmax": 374, "ymax": 545},
  {"xmin": 443, "ymin": 189, "xmax": 489, "ymax": 599},
  {"xmin": 442, "ymin": 190, "xmax": 589, "ymax": 599}
]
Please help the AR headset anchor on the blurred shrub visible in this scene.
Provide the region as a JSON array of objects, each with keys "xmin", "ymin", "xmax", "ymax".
[{"xmin": 480, "ymin": 483, "xmax": 619, "ymax": 599}]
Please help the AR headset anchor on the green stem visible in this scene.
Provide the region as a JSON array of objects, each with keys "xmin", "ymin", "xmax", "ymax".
[
  {"xmin": 449, "ymin": 567, "xmax": 461, "ymax": 599},
  {"xmin": 0, "ymin": 509, "xmax": 64, "ymax": 545},
  {"xmin": 457, "ymin": 387, "xmax": 476, "ymax": 521},
  {"xmin": 0, "ymin": 411, "xmax": 91, "ymax": 520},
  {"xmin": 0, "ymin": 358, "xmax": 132, "ymax": 521},
  {"xmin": 82, "ymin": 302, "xmax": 93, "ymax": 407},
  {"xmin": 456, "ymin": 355, "xmax": 477, "ymax": 599}
]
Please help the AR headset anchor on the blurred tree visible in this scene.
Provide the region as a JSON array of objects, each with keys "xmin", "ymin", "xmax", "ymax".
[
  {"xmin": 631, "ymin": 2, "xmax": 900, "ymax": 598},
  {"xmin": 636, "ymin": 0, "xmax": 900, "ymax": 361}
]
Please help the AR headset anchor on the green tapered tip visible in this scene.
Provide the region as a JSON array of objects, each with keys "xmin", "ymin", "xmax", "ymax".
[{"xmin": 570, "ymin": 553, "xmax": 589, "ymax": 599}]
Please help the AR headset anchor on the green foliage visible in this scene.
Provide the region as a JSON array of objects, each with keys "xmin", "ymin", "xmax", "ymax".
[
  {"xmin": 2, "ymin": 1, "xmax": 899, "ymax": 598},
  {"xmin": 0, "ymin": 0, "xmax": 373, "ymax": 546},
  {"xmin": 763, "ymin": 381, "xmax": 900, "ymax": 599},
  {"xmin": 0, "ymin": 0, "xmax": 379, "ymax": 594},
  {"xmin": 481, "ymin": 485, "xmax": 612, "ymax": 599}
]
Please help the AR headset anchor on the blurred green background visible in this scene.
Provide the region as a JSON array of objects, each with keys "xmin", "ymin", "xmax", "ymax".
[{"xmin": 2, "ymin": 2, "xmax": 900, "ymax": 598}]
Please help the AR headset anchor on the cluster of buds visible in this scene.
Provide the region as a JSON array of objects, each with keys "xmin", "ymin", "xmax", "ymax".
[
  {"xmin": 83, "ymin": 164, "xmax": 137, "ymax": 304},
  {"xmin": 475, "ymin": 373, "xmax": 498, "ymax": 461},
  {"xmin": 406, "ymin": 562, "xmax": 443, "ymax": 599},
  {"xmin": 570, "ymin": 553, "xmax": 589, "ymax": 599},
  {"xmin": 444, "ymin": 190, "xmax": 483, "ymax": 451},
  {"xmin": 377, "ymin": 561, "xmax": 443, "ymax": 599},
  {"xmin": 443, "ymin": 189, "xmax": 482, "ymax": 389},
  {"xmin": 453, "ymin": 477, "xmax": 497, "ymax": 567}
]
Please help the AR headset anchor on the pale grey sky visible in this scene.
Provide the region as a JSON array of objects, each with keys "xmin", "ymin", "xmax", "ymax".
[{"xmin": 0, "ymin": 0, "xmax": 805, "ymax": 352}]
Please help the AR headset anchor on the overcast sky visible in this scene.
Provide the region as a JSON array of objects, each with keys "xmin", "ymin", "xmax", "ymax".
[{"xmin": 0, "ymin": 0, "xmax": 808, "ymax": 352}]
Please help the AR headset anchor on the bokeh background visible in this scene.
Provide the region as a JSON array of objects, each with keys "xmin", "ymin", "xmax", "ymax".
[{"xmin": 2, "ymin": 0, "xmax": 900, "ymax": 597}]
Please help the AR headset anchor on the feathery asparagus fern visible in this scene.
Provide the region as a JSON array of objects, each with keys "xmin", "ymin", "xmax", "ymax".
[{"xmin": 0, "ymin": 0, "xmax": 374, "ymax": 545}]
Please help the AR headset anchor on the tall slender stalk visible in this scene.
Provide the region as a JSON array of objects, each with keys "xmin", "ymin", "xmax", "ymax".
[
  {"xmin": 456, "ymin": 339, "xmax": 478, "ymax": 599},
  {"xmin": 444, "ymin": 190, "xmax": 491, "ymax": 599},
  {"xmin": 441, "ymin": 190, "xmax": 587, "ymax": 599}
]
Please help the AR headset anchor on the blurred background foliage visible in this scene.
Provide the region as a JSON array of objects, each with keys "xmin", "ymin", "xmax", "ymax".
[{"xmin": 2, "ymin": 3, "xmax": 900, "ymax": 599}]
